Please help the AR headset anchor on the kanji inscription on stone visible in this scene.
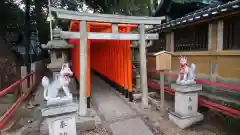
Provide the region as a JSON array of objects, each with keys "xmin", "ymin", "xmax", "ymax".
[
  {"xmin": 188, "ymin": 105, "xmax": 192, "ymax": 111},
  {"xmin": 59, "ymin": 132, "xmax": 68, "ymax": 135},
  {"xmin": 189, "ymin": 97, "xmax": 192, "ymax": 102},
  {"xmin": 51, "ymin": 116, "xmax": 77, "ymax": 135},
  {"xmin": 60, "ymin": 120, "xmax": 67, "ymax": 128}
]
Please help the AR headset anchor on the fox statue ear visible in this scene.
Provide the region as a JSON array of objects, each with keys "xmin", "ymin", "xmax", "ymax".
[
  {"xmin": 180, "ymin": 56, "xmax": 183, "ymax": 60},
  {"xmin": 180, "ymin": 56, "xmax": 187, "ymax": 60},
  {"xmin": 180, "ymin": 56, "xmax": 186, "ymax": 60}
]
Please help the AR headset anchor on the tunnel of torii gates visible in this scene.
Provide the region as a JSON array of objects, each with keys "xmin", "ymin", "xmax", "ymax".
[{"xmin": 51, "ymin": 8, "xmax": 165, "ymax": 116}]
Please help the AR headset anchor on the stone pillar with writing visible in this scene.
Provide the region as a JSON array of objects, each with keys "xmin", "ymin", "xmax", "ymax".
[
  {"xmin": 169, "ymin": 84, "xmax": 204, "ymax": 129},
  {"xmin": 41, "ymin": 103, "xmax": 78, "ymax": 135}
]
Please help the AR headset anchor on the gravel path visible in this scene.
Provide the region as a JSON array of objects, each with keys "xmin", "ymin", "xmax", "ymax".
[{"xmin": 80, "ymin": 127, "xmax": 109, "ymax": 135}]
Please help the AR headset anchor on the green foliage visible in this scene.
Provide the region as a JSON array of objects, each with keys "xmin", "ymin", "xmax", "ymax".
[
  {"xmin": 0, "ymin": 0, "xmax": 24, "ymax": 36},
  {"xmin": 1, "ymin": 0, "xmax": 223, "ymax": 45},
  {"xmin": 33, "ymin": 0, "xmax": 50, "ymax": 44},
  {"xmin": 172, "ymin": 0, "xmax": 220, "ymax": 4},
  {"xmin": 85, "ymin": 0, "xmax": 156, "ymax": 16},
  {"xmin": 1, "ymin": 0, "xmax": 159, "ymax": 44}
]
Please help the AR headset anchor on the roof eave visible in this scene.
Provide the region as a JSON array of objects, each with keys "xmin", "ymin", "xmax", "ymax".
[{"xmin": 148, "ymin": 0, "xmax": 240, "ymax": 33}]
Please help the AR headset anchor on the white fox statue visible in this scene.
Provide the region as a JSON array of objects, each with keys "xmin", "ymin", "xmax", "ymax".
[
  {"xmin": 42, "ymin": 63, "xmax": 73, "ymax": 105},
  {"xmin": 176, "ymin": 56, "xmax": 196, "ymax": 85}
]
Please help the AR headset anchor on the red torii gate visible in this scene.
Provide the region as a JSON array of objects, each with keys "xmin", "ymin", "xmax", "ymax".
[{"xmin": 51, "ymin": 7, "xmax": 165, "ymax": 116}]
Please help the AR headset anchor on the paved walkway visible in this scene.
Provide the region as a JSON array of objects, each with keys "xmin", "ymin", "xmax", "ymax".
[{"xmin": 91, "ymin": 74, "xmax": 154, "ymax": 135}]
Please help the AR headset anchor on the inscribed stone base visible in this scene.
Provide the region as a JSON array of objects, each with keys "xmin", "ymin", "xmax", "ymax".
[
  {"xmin": 47, "ymin": 113, "xmax": 77, "ymax": 135},
  {"xmin": 175, "ymin": 92, "xmax": 198, "ymax": 116}
]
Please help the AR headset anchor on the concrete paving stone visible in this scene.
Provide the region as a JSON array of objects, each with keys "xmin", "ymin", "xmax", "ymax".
[
  {"xmin": 110, "ymin": 118, "xmax": 154, "ymax": 135},
  {"xmin": 91, "ymin": 76, "xmax": 136, "ymax": 122},
  {"xmin": 91, "ymin": 74, "xmax": 154, "ymax": 135}
]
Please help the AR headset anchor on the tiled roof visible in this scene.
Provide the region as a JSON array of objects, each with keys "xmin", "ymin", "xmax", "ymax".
[{"xmin": 148, "ymin": 0, "xmax": 240, "ymax": 33}]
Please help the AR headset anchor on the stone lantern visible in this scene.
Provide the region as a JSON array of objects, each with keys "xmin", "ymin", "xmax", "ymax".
[
  {"xmin": 42, "ymin": 27, "xmax": 73, "ymax": 79},
  {"xmin": 131, "ymin": 40, "xmax": 152, "ymax": 92}
]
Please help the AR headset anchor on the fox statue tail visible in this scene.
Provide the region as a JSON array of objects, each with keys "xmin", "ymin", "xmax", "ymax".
[
  {"xmin": 191, "ymin": 63, "xmax": 196, "ymax": 74},
  {"xmin": 42, "ymin": 76, "xmax": 50, "ymax": 88},
  {"xmin": 42, "ymin": 76, "xmax": 50, "ymax": 100}
]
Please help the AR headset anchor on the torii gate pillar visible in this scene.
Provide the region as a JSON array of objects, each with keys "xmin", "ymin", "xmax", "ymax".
[
  {"xmin": 79, "ymin": 20, "xmax": 88, "ymax": 116},
  {"xmin": 139, "ymin": 24, "xmax": 148, "ymax": 108}
]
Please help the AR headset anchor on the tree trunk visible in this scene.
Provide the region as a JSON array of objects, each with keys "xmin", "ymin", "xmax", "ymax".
[
  {"xmin": 34, "ymin": 0, "xmax": 45, "ymax": 44},
  {"xmin": 104, "ymin": 0, "xmax": 110, "ymax": 13},
  {"xmin": 24, "ymin": 0, "xmax": 31, "ymax": 73}
]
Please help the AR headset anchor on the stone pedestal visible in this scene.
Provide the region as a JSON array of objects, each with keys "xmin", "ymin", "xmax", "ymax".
[
  {"xmin": 168, "ymin": 84, "xmax": 204, "ymax": 129},
  {"xmin": 41, "ymin": 103, "xmax": 78, "ymax": 135}
]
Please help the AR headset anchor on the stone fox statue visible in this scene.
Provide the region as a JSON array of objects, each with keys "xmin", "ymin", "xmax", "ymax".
[
  {"xmin": 176, "ymin": 56, "xmax": 196, "ymax": 85},
  {"xmin": 42, "ymin": 63, "xmax": 73, "ymax": 102}
]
